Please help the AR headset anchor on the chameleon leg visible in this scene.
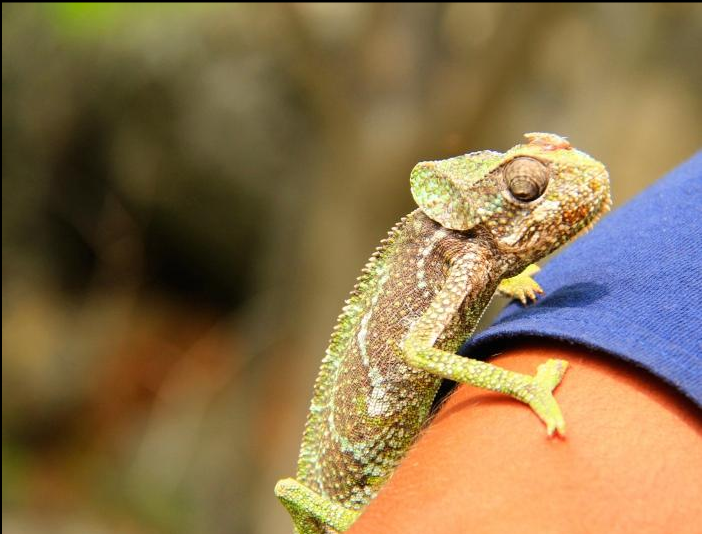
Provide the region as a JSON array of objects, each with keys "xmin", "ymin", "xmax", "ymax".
[
  {"xmin": 275, "ymin": 478, "xmax": 359, "ymax": 534},
  {"xmin": 497, "ymin": 263, "xmax": 544, "ymax": 304},
  {"xmin": 403, "ymin": 341, "xmax": 568, "ymax": 436},
  {"xmin": 401, "ymin": 255, "xmax": 567, "ymax": 435}
]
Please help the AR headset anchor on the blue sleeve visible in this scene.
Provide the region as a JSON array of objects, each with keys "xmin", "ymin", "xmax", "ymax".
[{"xmin": 461, "ymin": 151, "xmax": 702, "ymax": 407}]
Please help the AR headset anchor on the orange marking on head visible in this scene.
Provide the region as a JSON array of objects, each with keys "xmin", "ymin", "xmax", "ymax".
[{"xmin": 524, "ymin": 132, "xmax": 572, "ymax": 151}]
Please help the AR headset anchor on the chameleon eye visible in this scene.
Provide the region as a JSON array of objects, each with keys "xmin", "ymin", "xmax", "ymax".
[{"xmin": 505, "ymin": 157, "xmax": 549, "ymax": 202}]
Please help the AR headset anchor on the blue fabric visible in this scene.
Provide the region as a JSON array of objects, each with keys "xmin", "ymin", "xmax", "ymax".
[{"xmin": 462, "ymin": 151, "xmax": 702, "ymax": 406}]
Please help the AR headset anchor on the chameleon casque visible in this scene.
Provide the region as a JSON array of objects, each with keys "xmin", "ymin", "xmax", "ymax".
[{"xmin": 275, "ymin": 133, "xmax": 611, "ymax": 533}]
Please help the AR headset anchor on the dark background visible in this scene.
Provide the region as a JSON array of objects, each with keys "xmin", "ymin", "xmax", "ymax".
[{"xmin": 3, "ymin": 4, "xmax": 701, "ymax": 533}]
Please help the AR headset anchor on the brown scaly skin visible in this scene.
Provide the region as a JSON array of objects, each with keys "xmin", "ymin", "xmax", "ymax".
[{"xmin": 275, "ymin": 133, "xmax": 611, "ymax": 533}]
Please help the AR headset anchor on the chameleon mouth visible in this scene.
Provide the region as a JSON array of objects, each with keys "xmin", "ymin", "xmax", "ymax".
[{"xmin": 528, "ymin": 172, "xmax": 611, "ymax": 254}]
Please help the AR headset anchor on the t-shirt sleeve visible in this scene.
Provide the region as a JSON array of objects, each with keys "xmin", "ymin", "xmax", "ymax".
[{"xmin": 461, "ymin": 151, "xmax": 702, "ymax": 407}]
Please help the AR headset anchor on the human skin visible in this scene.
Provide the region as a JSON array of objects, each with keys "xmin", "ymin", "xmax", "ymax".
[{"xmin": 348, "ymin": 341, "xmax": 702, "ymax": 534}]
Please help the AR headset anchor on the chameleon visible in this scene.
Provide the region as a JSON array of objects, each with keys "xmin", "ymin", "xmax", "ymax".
[{"xmin": 275, "ymin": 133, "xmax": 611, "ymax": 533}]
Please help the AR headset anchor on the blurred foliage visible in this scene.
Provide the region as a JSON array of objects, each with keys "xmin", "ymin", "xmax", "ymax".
[{"xmin": 2, "ymin": 3, "xmax": 701, "ymax": 533}]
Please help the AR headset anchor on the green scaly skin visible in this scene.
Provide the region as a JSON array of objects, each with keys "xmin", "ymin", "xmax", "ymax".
[{"xmin": 275, "ymin": 133, "xmax": 611, "ymax": 533}]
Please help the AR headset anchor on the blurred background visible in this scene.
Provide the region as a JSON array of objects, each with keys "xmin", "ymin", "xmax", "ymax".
[{"xmin": 2, "ymin": 3, "xmax": 701, "ymax": 533}]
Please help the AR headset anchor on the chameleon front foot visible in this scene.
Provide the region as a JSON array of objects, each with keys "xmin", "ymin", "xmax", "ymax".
[
  {"xmin": 517, "ymin": 359, "xmax": 568, "ymax": 436},
  {"xmin": 497, "ymin": 263, "xmax": 544, "ymax": 304}
]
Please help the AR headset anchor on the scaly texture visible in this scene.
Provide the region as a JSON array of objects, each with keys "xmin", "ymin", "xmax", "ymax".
[{"xmin": 275, "ymin": 133, "xmax": 611, "ymax": 533}]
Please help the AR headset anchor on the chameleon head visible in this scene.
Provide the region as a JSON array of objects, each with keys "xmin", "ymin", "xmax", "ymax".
[{"xmin": 410, "ymin": 132, "xmax": 611, "ymax": 265}]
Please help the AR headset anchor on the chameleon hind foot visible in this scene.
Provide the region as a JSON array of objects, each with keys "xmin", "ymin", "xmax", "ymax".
[
  {"xmin": 497, "ymin": 263, "xmax": 544, "ymax": 304},
  {"xmin": 275, "ymin": 477, "xmax": 359, "ymax": 534},
  {"xmin": 517, "ymin": 359, "xmax": 569, "ymax": 436}
]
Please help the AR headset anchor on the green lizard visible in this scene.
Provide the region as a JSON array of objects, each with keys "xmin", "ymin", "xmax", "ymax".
[{"xmin": 275, "ymin": 133, "xmax": 611, "ymax": 533}]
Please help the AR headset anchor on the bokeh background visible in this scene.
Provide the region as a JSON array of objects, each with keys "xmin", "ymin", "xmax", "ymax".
[{"xmin": 3, "ymin": 3, "xmax": 701, "ymax": 533}]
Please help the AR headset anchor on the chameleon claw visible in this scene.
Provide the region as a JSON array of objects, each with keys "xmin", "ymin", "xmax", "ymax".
[
  {"xmin": 497, "ymin": 264, "xmax": 544, "ymax": 305},
  {"xmin": 546, "ymin": 412, "xmax": 566, "ymax": 437},
  {"xmin": 529, "ymin": 386, "xmax": 566, "ymax": 437}
]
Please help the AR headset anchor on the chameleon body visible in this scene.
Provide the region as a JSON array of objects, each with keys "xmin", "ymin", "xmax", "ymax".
[{"xmin": 276, "ymin": 133, "xmax": 611, "ymax": 533}]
